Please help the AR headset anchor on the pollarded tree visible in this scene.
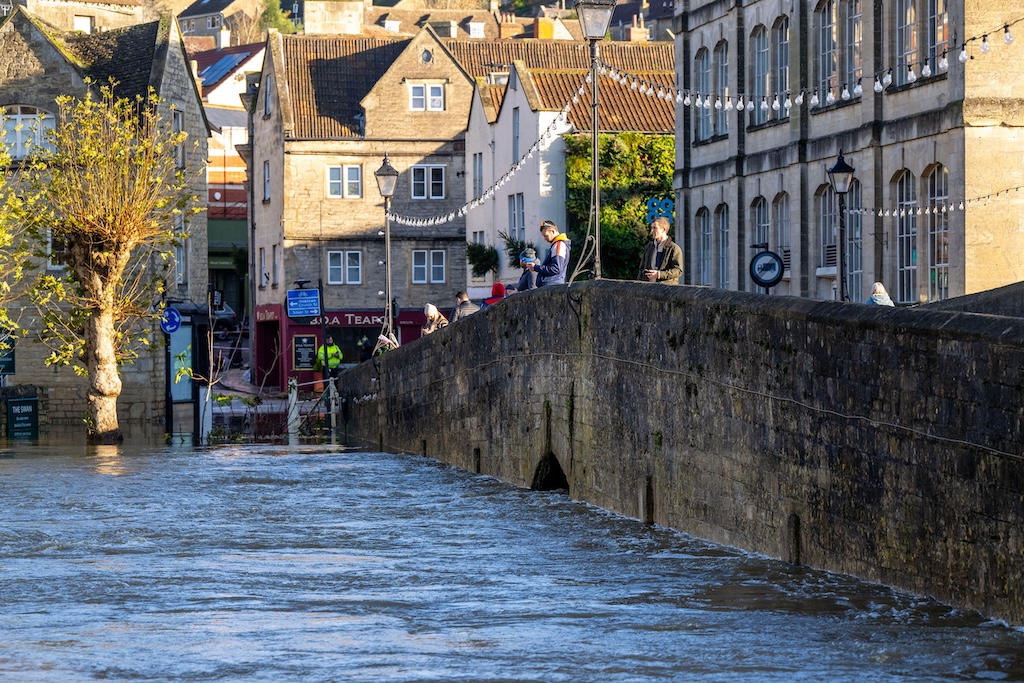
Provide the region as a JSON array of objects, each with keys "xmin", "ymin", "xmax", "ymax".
[{"xmin": 18, "ymin": 83, "xmax": 201, "ymax": 443}]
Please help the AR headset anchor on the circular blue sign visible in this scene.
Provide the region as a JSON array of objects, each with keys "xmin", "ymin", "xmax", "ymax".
[
  {"xmin": 749, "ymin": 251, "xmax": 785, "ymax": 288},
  {"xmin": 161, "ymin": 307, "xmax": 182, "ymax": 335}
]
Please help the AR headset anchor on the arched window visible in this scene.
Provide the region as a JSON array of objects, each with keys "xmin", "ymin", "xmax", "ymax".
[
  {"xmin": 713, "ymin": 41, "xmax": 729, "ymax": 135},
  {"xmin": 772, "ymin": 17, "xmax": 790, "ymax": 119},
  {"xmin": 816, "ymin": 1, "xmax": 837, "ymax": 101},
  {"xmin": 895, "ymin": 170, "xmax": 918, "ymax": 303},
  {"xmin": 927, "ymin": 165, "xmax": 949, "ymax": 301},
  {"xmin": 751, "ymin": 26, "xmax": 769, "ymax": 125},
  {"xmin": 1, "ymin": 105, "xmax": 55, "ymax": 158},
  {"xmin": 751, "ymin": 197, "xmax": 769, "ymax": 290},
  {"xmin": 697, "ymin": 208, "xmax": 712, "ymax": 285},
  {"xmin": 846, "ymin": 179, "xmax": 863, "ymax": 301},
  {"xmin": 694, "ymin": 49, "xmax": 712, "ymax": 141},
  {"xmin": 715, "ymin": 204, "xmax": 729, "ymax": 289},
  {"xmin": 773, "ymin": 193, "xmax": 790, "ymax": 270},
  {"xmin": 817, "ymin": 185, "xmax": 837, "ymax": 268}
]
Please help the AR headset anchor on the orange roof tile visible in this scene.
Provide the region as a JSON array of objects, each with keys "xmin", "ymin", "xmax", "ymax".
[
  {"xmin": 527, "ymin": 69, "xmax": 674, "ymax": 133},
  {"xmin": 440, "ymin": 38, "xmax": 673, "ymax": 79}
]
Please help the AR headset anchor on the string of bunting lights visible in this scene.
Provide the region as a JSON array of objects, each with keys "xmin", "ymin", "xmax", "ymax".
[{"xmin": 386, "ymin": 12, "xmax": 1024, "ymax": 228}]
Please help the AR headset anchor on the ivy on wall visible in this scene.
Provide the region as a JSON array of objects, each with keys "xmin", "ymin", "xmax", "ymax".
[{"xmin": 564, "ymin": 132, "xmax": 675, "ymax": 281}]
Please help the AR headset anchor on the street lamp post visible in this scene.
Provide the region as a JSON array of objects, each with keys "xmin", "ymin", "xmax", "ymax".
[
  {"xmin": 827, "ymin": 150, "xmax": 855, "ymax": 302},
  {"xmin": 575, "ymin": 0, "xmax": 615, "ymax": 280},
  {"xmin": 374, "ymin": 154, "xmax": 399, "ymax": 338}
]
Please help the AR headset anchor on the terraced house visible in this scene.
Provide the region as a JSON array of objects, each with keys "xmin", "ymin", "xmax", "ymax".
[{"xmin": 680, "ymin": 0, "xmax": 1024, "ymax": 303}]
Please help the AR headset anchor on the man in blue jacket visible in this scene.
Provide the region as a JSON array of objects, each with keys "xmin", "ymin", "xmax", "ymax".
[{"xmin": 525, "ymin": 220, "xmax": 571, "ymax": 286}]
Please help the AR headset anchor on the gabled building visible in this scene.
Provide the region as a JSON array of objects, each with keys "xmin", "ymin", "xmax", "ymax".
[
  {"xmin": 177, "ymin": 0, "xmax": 260, "ymax": 48},
  {"xmin": 680, "ymin": 1, "xmax": 1024, "ymax": 303},
  {"xmin": 0, "ymin": 8, "xmax": 209, "ymax": 433},
  {"xmin": 463, "ymin": 42, "xmax": 674, "ymax": 295}
]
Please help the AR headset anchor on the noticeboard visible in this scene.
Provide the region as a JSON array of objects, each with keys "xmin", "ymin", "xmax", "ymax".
[
  {"xmin": 0, "ymin": 346, "xmax": 14, "ymax": 375},
  {"xmin": 7, "ymin": 397, "xmax": 38, "ymax": 439},
  {"xmin": 293, "ymin": 335, "xmax": 318, "ymax": 370}
]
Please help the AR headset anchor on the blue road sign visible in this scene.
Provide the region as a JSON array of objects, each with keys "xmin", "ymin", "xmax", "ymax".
[
  {"xmin": 161, "ymin": 307, "xmax": 182, "ymax": 335},
  {"xmin": 287, "ymin": 288, "xmax": 321, "ymax": 319}
]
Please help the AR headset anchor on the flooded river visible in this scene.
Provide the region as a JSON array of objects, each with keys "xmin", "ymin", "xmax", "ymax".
[{"xmin": 1, "ymin": 443, "xmax": 1022, "ymax": 681}]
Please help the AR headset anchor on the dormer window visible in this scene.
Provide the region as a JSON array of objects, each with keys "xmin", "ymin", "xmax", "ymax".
[
  {"xmin": 468, "ymin": 22, "xmax": 484, "ymax": 38},
  {"xmin": 384, "ymin": 19, "xmax": 400, "ymax": 32}
]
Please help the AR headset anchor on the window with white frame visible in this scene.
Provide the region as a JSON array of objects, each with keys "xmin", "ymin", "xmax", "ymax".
[
  {"xmin": 411, "ymin": 165, "xmax": 445, "ymax": 199},
  {"xmin": 846, "ymin": 179, "xmax": 863, "ymax": 300},
  {"xmin": 207, "ymin": 14, "xmax": 221, "ymax": 28},
  {"xmin": 508, "ymin": 193, "xmax": 525, "ymax": 241},
  {"xmin": 927, "ymin": 165, "xmax": 948, "ymax": 301},
  {"xmin": 512, "ymin": 107, "xmax": 520, "ymax": 161},
  {"xmin": 696, "ymin": 208, "xmax": 711, "ymax": 285},
  {"xmin": 895, "ymin": 0, "xmax": 916, "ymax": 86},
  {"xmin": 73, "ymin": 14, "xmax": 94, "ymax": 33},
  {"xmin": 1, "ymin": 105, "xmax": 55, "ymax": 158},
  {"xmin": 472, "ymin": 153, "xmax": 483, "ymax": 199},
  {"xmin": 716, "ymin": 205, "xmax": 730, "ymax": 289},
  {"xmin": 895, "ymin": 170, "xmax": 918, "ymax": 302},
  {"xmin": 327, "ymin": 165, "xmax": 362, "ymax": 198},
  {"xmin": 173, "ymin": 214, "xmax": 186, "ymax": 283},
  {"xmin": 694, "ymin": 49, "xmax": 711, "ymax": 141},
  {"xmin": 844, "ymin": 0, "xmax": 862, "ymax": 93},
  {"xmin": 472, "ymin": 231, "xmax": 485, "ymax": 243},
  {"xmin": 714, "ymin": 41, "xmax": 729, "ymax": 134},
  {"xmin": 271, "ymin": 244, "xmax": 278, "ymax": 286},
  {"xmin": 327, "ymin": 250, "xmax": 362, "ymax": 285},
  {"xmin": 469, "ymin": 22, "xmax": 484, "ymax": 38},
  {"xmin": 751, "ymin": 26, "xmax": 769, "ymax": 125},
  {"xmin": 412, "ymin": 249, "xmax": 446, "ymax": 284},
  {"xmin": 409, "ymin": 84, "xmax": 445, "ymax": 111},
  {"xmin": 172, "ymin": 109, "xmax": 184, "ymax": 169},
  {"xmin": 926, "ymin": 0, "xmax": 948, "ymax": 75},
  {"xmin": 773, "ymin": 17, "xmax": 790, "ymax": 119},
  {"xmin": 817, "ymin": 185, "xmax": 837, "ymax": 267},
  {"xmin": 773, "ymin": 193, "xmax": 791, "ymax": 270},
  {"xmin": 816, "ymin": 1, "xmax": 837, "ymax": 102},
  {"xmin": 259, "ymin": 247, "xmax": 267, "ymax": 287},
  {"xmin": 47, "ymin": 228, "xmax": 66, "ymax": 270},
  {"xmin": 262, "ymin": 160, "xmax": 270, "ymax": 201}
]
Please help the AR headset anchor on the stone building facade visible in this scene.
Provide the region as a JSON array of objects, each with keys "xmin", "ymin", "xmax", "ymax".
[
  {"xmin": 0, "ymin": 9, "xmax": 209, "ymax": 435},
  {"xmin": 677, "ymin": 0, "xmax": 1024, "ymax": 303},
  {"xmin": 11, "ymin": 0, "xmax": 145, "ymax": 32}
]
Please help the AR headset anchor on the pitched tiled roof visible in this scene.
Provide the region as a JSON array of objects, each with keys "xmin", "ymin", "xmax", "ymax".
[
  {"xmin": 366, "ymin": 8, "xmax": 529, "ymax": 41},
  {"xmin": 440, "ymin": 38, "xmax": 673, "ymax": 79},
  {"xmin": 179, "ymin": 0, "xmax": 235, "ymax": 19},
  {"xmin": 527, "ymin": 68, "xmax": 674, "ymax": 133},
  {"xmin": 61, "ymin": 20, "xmax": 161, "ymax": 102},
  {"xmin": 282, "ymin": 34, "xmax": 409, "ymax": 139}
]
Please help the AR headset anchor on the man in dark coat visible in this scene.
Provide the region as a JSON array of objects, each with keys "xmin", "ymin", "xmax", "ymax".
[{"xmin": 637, "ymin": 217, "xmax": 683, "ymax": 284}]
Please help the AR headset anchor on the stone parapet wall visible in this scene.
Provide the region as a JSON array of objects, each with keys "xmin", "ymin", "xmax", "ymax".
[{"xmin": 340, "ymin": 281, "xmax": 1024, "ymax": 624}]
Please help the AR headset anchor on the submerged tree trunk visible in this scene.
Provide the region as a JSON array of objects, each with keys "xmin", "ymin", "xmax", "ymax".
[{"xmin": 85, "ymin": 308, "xmax": 123, "ymax": 443}]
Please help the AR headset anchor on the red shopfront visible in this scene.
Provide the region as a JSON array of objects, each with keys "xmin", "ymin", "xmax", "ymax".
[{"xmin": 253, "ymin": 303, "xmax": 427, "ymax": 390}]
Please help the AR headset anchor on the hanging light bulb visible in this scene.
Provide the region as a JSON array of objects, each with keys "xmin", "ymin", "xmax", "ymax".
[
  {"xmin": 676, "ymin": 90, "xmax": 684, "ymax": 103},
  {"xmin": 794, "ymin": 91, "xmax": 804, "ymax": 106},
  {"xmin": 938, "ymin": 51, "xmax": 948, "ymax": 72},
  {"xmin": 638, "ymin": 83, "xmax": 647, "ymax": 94},
  {"xmin": 736, "ymin": 95, "xmax": 745, "ymax": 111},
  {"xmin": 922, "ymin": 62, "xmax": 931, "ymax": 78},
  {"xmin": 841, "ymin": 84, "xmax": 850, "ymax": 100},
  {"xmin": 825, "ymin": 89, "xmax": 835, "ymax": 105},
  {"xmin": 1005, "ymin": 25, "xmax": 1014, "ymax": 44},
  {"xmin": 959, "ymin": 201, "xmax": 965, "ymax": 210},
  {"xmin": 657, "ymin": 88, "xmax": 665, "ymax": 99},
  {"xmin": 854, "ymin": 79, "xmax": 863, "ymax": 97},
  {"xmin": 882, "ymin": 69, "xmax": 893, "ymax": 87},
  {"xmin": 692, "ymin": 92, "xmax": 701, "ymax": 107},
  {"xmin": 981, "ymin": 35, "xmax": 990, "ymax": 53},
  {"xmin": 585, "ymin": 72, "xmax": 593, "ymax": 84},
  {"xmin": 784, "ymin": 94, "xmax": 792, "ymax": 111},
  {"xmin": 649, "ymin": 87, "xmax": 657, "ymax": 98},
  {"xmin": 874, "ymin": 76, "xmax": 883, "ymax": 93},
  {"xmin": 907, "ymin": 64, "xmax": 917, "ymax": 83},
  {"xmin": 724, "ymin": 97, "xmax": 733, "ymax": 111},
  {"xmin": 771, "ymin": 95, "xmax": 780, "ymax": 111},
  {"xmin": 760, "ymin": 96, "xmax": 769, "ymax": 111},
  {"xmin": 683, "ymin": 92, "xmax": 691, "ymax": 106},
  {"xmin": 959, "ymin": 44, "xmax": 970, "ymax": 62},
  {"xmin": 714, "ymin": 97, "xmax": 723, "ymax": 110},
  {"xmin": 810, "ymin": 90, "xmax": 819, "ymax": 107},
  {"xmin": 631, "ymin": 79, "xmax": 639, "ymax": 90}
]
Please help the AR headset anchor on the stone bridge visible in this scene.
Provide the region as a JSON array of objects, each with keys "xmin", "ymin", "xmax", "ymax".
[{"xmin": 340, "ymin": 280, "xmax": 1024, "ymax": 625}]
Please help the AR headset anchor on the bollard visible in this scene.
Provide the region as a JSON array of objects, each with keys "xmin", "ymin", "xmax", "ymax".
[{"xmin": 287, "ymin": 377, "xmax": 299, "ymax": 441}]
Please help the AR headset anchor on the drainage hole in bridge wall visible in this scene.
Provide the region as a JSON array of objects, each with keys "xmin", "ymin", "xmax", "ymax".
[{"xmin": 531, "ymin": 452, "xmax": 568, "ymax": 492}]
